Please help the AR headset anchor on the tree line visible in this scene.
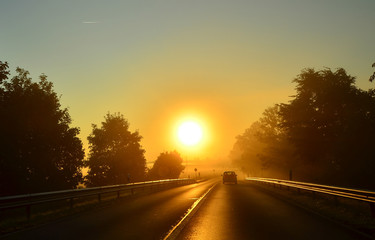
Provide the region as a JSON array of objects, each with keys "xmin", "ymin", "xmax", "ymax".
[
  {"xmin": 231, "ymin": 66, "xmax": 375, "ymax": 189},
  {"xmin": 0, "ymin": 61, "xmax": 184, "ymax": 196}
]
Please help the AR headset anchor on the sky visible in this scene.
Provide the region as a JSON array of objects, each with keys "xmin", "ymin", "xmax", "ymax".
[{"xmin": 1, "ymin": 0, "xmax": 374, "ymax": 167}]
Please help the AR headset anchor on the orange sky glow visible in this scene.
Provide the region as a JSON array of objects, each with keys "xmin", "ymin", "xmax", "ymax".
[{"xmin": 1, "ymin": 1, "xmax": 374, "ymax": 171}]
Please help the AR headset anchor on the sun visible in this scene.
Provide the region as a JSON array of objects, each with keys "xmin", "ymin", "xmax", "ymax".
[{"xmin": 177, "ymin": 121, "xmax": 203, "ymax": 146}]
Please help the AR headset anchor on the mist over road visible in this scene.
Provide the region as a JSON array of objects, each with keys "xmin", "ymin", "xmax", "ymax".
[{"xmin": 1, "ymin": 180, "xmax": 369, "ymax": 240}]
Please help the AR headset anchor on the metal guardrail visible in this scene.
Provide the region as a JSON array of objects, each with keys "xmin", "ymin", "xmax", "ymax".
[
  {"xmin": 0, "ymin": 178, "xmax": 195, "ymax": 220},
  {"xmin": 245, "ymin": 177, "xmax": 375, "ymax": 217}
]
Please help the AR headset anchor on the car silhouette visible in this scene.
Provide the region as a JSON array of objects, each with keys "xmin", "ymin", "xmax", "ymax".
[{"xmin": 222, "ymin": 171, "xmax": 237, "ymax": 184}]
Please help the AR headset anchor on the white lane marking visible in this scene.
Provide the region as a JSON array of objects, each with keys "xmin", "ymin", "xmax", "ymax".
[{"xmin": 163, "ymin": 183, "xmax": 217, "ymax": 240}]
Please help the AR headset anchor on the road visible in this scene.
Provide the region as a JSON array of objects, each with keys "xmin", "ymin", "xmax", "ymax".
[
  {"xmin": 176, "ymin": 181, "xmax": 369, "ymax": 240},
  {"xmin": 1, "ymin": 179, "xmax": 370, "ymax": 240}
]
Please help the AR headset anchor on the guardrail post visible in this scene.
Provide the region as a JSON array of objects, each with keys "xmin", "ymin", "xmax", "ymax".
[
  {"xmin": 117, "ymin": 191, "xmax": 120, "ymax": 199},
  {"xmin": 370, "ymin": 203, "xmax": 375, "ymax": 218},
  {"xmin": 70, "ymin": 198, "xmax": 74, "ymax": 209},
  {"xmin": 131, "ymin": 189, "xmax": 134, "ymax": 195},
  {"xmin": 98, "ymin": 193, "xmax": 101, "ymax": 203}
]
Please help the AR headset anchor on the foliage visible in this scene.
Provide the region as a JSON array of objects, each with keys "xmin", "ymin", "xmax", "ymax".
[
  {"xmin": 279, "ymin": 68, "xmax": 375, "ymax": 187},
  {"xmin": 148, "ymin": 151, "xmax": 185, "ymax": 180},
  {"xmin": 256, "ymin": 105, "xmax": 297, "ymax": 173},
  {"xmin": 230, "ymin": 105, "xmax": 295, "ymax": 178},
  {"xmin": 0, "ymin": 61, "xmax": 10, "ymax": 85},
  {"xmin": 230, "ymin": 121, "xmax": 266, "ymax": 176},
  {"xmin": 0, "ymin": 61, "xmax": 85, "ymax": 196},
  {"xmin": 370, "ymin": 62, "xmax": 375, "ymax": 82},
  {"xmin": 85, "ymin": 113, "xmax": 146, "ymax": 186},
  {"xmin": 232, "ymin": 67, "xmax": 375, "ymax": 188}
]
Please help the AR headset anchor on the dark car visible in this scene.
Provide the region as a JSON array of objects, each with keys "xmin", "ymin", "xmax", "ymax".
[{"xmin": 222, "ymin": 171, "xmax": 237, "ymax": 184}]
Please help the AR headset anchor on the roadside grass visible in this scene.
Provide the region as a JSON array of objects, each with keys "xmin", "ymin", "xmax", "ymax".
[{"xmin": 247, "ymin": 181, "xmax": 375, "ymax": 238}]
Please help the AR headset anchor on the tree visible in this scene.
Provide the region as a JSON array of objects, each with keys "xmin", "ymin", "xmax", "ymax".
[
  {"xmin": 256, "ymin": 105, "xmax": 297, "ymax": 175},
  {"xmin": 279, "ymin": 68, "xmax": 375, "ymax": 187},
  {"xmin": 370, "ymin": 62, "xmax": 375, "ymax": 82},
  {"xmin": 233, "ymin": 67, "xmax": 375, "ymax": 188},
  {"xmin": 230, "ymin": 121, "xmax": 267, "ymax": 177},
  {"xmin": 280, "ymin": 68, "xmax": 357, "ymax": 164},
  {"xmin": 0, "ymin": 61, "xmax": 9, "ymax": 85},
  {"xmin": 230, "ymin": 105, "xmax": 295, "ymax": 178},
  {"xmin": 0, "ymin": 62, "xmax": 85, "ymax": 196},
  {"xmin": 85, "ymin": 113, "xmax": 146, "ymax": 186},
  {"xmin": 148, "ymin": 151, "xmax": 185, "ymax": 180}
]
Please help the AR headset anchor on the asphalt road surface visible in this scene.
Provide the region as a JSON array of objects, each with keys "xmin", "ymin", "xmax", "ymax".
[
  {"xmin": 1, "ymin": 179, "xmax": 370, "ymax": 240},
  {"xmin": 176, "ymin": 181, "xmax": 370, "ymax": 240}
]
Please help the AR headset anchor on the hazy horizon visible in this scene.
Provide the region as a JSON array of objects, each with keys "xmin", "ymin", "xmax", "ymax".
[{"xmin": 1, "ymin": 0, "xmax": 374, "ymax": 164}]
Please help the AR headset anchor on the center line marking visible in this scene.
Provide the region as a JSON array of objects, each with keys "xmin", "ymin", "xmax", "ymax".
[{"xmin": 163, "ymin": 183, "xmax": 217, "ymax": 240}]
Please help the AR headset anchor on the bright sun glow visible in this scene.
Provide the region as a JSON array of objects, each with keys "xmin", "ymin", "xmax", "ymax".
[{"xmin": 177, "ymin": 121, "xmax": 203, "ymax": 146}]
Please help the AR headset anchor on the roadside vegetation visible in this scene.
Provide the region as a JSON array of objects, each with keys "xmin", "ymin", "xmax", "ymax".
[
  {"xmin": 0, "ymin": 61, "xmax": 85, "ymax": 196},
  {"xmin": 1, "ymin": 58, "xmax": 374, "ymax": 196},
  {"xmin": 231, "ymin": 66, "xmax": 375, "ymax": 190},
  {"xmin": 0, "ymin": 60, "xmax": 185, "ymax": 197}
]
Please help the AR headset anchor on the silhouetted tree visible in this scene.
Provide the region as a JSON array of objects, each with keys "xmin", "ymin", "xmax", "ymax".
[
  {"xmin": 0, "ymin": 61, "xmax": 9, "ymax": 85},
  {"xmin": 233, "ymin": 67, "xmax": 375, "ymax": 188},
  {"xmin": 230, "ymin": 105, "xmax": 295, "ymax": 178},
  {"xmin": 230, "ymin": 121, "xmax": 266, "ymax": 177},
  {"xmin": 256, "ymin": 105, "xmax": 297, "ymax": 174},
  {"xmin": 85, "ymin": 113, "xmax": 146, "ymax": 186},
  {"xmin": 279, "ymin": 68, "xmax": 375, "ymax": 187},
  {"xmin": 0, "ymin": 62, "xmax": 85, "ymax": 196},
  {"xmin": 370, "ymin": 62, "xmax": 375, "ymax": 82},
  {"xmin": 148, "ymin": 151, "xmax": 185, "ymax": 180}
]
